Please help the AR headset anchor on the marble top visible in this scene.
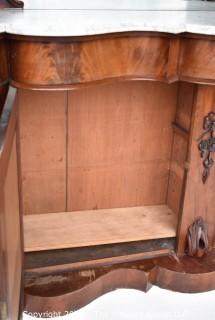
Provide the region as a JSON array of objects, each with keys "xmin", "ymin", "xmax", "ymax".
[{"xmin": 0, "ymin": 1, "xmax": 215, "ymax": 37}]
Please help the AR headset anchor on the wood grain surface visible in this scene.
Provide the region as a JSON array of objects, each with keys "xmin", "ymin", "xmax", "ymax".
[
  {"xmin": 6, "ymin": 34, "xmax": 215, "ymax": 88},
  {"xmin": 18, "ymin": 90, "xmax": 67, "ymax": 214},
  {"xmin": 24, "ymin": 205, "xmax": 177, "ymax": 252},
  {"xmin": 179, "ymin": 38, "xmax": 215, "ymax": 83},
  {"xmin": 1, "ymin": 30, "xmax": 215, "ymax": 314},
  {"xmin": 9, "ymin": 36, "xmax": 170, "ymax": 86},
  {"xmin": 177, "ymin": 85, "xmax": 215, "ymax": 253},
  {"xmin": 0, "ymin": 88, "xmax": 23, "ymax": 320},
  {"xmin": 24, "ymin": 249, "xmax": 215, "ymax": 314},
  {"xmin": 68, "ymin": 81, "xmax": 177, "ymax": 211},
  {"xmin": 18, "ymin": 81, "xmax": 177, "ymax": 214}
]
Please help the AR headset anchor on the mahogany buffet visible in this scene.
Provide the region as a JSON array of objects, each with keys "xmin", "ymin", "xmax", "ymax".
[{"xmin": 0, "ymin": 1, "xmax": 215, "ymax": 319}]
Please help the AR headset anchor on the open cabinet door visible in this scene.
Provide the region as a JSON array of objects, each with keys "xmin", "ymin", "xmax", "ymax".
[{"xmin": 0, "ymin": 87, "xmax": 23, "ymax": 320}]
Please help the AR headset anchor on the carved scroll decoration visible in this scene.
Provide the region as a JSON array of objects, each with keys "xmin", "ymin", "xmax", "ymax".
[
  {"xmin": 187, "ymin": 218, "xmax": 208, "ymax": 258},
  {"xmin": 198, "ymin": 112, "xmax": 215, "ymax": 183}
]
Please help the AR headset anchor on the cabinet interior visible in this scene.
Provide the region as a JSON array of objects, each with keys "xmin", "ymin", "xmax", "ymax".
[{"xmin": 18, "ymin": 81, "xmax": 194, "ymax": 260}]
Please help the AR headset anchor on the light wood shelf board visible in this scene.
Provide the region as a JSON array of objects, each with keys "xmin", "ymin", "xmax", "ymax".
[{"xmin": 24, "ymin": 205, "xmax": 177, "ymax": 252}]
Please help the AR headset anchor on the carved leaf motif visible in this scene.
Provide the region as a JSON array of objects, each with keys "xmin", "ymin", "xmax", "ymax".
[{"xmin": 198, "ymin": 112, "xmax": 215, "ymax": 183}]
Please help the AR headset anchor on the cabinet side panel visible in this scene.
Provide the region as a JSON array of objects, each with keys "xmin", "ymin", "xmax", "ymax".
[
  {"xmin": 3, "ymin": 135, "xmax": 22, "ymax": 320},
  {"xmin": 18, "ymin": 90, "xmax": 67, "ymax": 214},
  {"xmin": 68, "ymin": 81, "xmax": 178, "ymax": 211},
  {"xmin": 0, "ymin": 88, "xmax": 23, "ymax": 320},
  {"xmin": 0, "ymin": 38, "xmax": 9, "ymax": 83}
]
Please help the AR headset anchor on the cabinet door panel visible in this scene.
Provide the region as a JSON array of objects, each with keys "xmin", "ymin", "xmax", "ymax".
[
  {"xmin": 177, "ymin": 85, "xmax": 215, "ymax": 254},
  {"xmin": 0, "ymin": 87, "xmax": 23, "ymax": 320}
]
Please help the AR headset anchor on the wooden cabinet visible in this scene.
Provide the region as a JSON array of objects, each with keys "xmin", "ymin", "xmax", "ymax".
[{"xmin": 0, "ymin": 6, "xmax": 215, "ymax": 319}]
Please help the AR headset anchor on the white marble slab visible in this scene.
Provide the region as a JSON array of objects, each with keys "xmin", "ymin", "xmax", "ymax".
[
  {"xmin": 0, "ymin": 1, "xmax": 215, "ymax": 37},
  {"xmin": 21, "ymin": 0, "xmax": 215, "ymax": 11}
]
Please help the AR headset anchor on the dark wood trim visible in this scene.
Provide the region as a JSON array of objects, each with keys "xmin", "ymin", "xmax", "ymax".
[
  {"xmin": 25, "ymin": 249, "xmax": 172, "ymax": 275},
  {"xmin": 0, "ymin": 80, "xmax": 9, "ymax": 87},
  {"xmin": 25, "ymin": 238, "xmax": 176, "ymax": 270},
  {"xmin": 0, "ymin": 37, "xmax": 9, "ymax": 84},
  {"xmin": 0, "ymin": 84, "xmax": 8, "ymax": 116}
]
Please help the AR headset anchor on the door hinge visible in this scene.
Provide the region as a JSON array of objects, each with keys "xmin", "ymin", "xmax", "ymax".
[{"xmin": 0, "ymin": 301, "xmax": 8, "ymax": 320}]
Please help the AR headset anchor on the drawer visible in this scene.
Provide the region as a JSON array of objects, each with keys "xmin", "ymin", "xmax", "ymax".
[
  {"xmin": 9, "ymin": 34, "xmax": 171, "ymax": 87},
  {"xmin": 179, "ymin": 37, "xmax": 215, "ymax": 83}
]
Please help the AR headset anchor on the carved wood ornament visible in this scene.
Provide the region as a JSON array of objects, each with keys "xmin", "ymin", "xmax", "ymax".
[
  {"xmin": 187, "ymin": 217, "xmax": 208, "ymax": 258},
  {"xmin": 198, "ymin": 112, "xmax": 215, "ymax": 183}
]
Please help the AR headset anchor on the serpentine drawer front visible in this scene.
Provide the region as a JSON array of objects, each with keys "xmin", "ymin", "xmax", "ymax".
[
  {"xmin": 0, "ymin": 1, "xmax": 215, "ymax": 319},
  {"xmin": 6, "ymin": 35, "xmax": 215, "ymax": 87}
]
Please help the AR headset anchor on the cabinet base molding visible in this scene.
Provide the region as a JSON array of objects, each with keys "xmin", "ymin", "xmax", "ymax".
[{"xmin": 24, "ymin": 249, "xmax": 215, "ymax": 316}]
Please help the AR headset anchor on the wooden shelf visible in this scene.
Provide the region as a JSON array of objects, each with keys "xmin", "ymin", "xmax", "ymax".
[{"xmin": 24, "ymin": 205, "xmax": 177, "ymax": 252}]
